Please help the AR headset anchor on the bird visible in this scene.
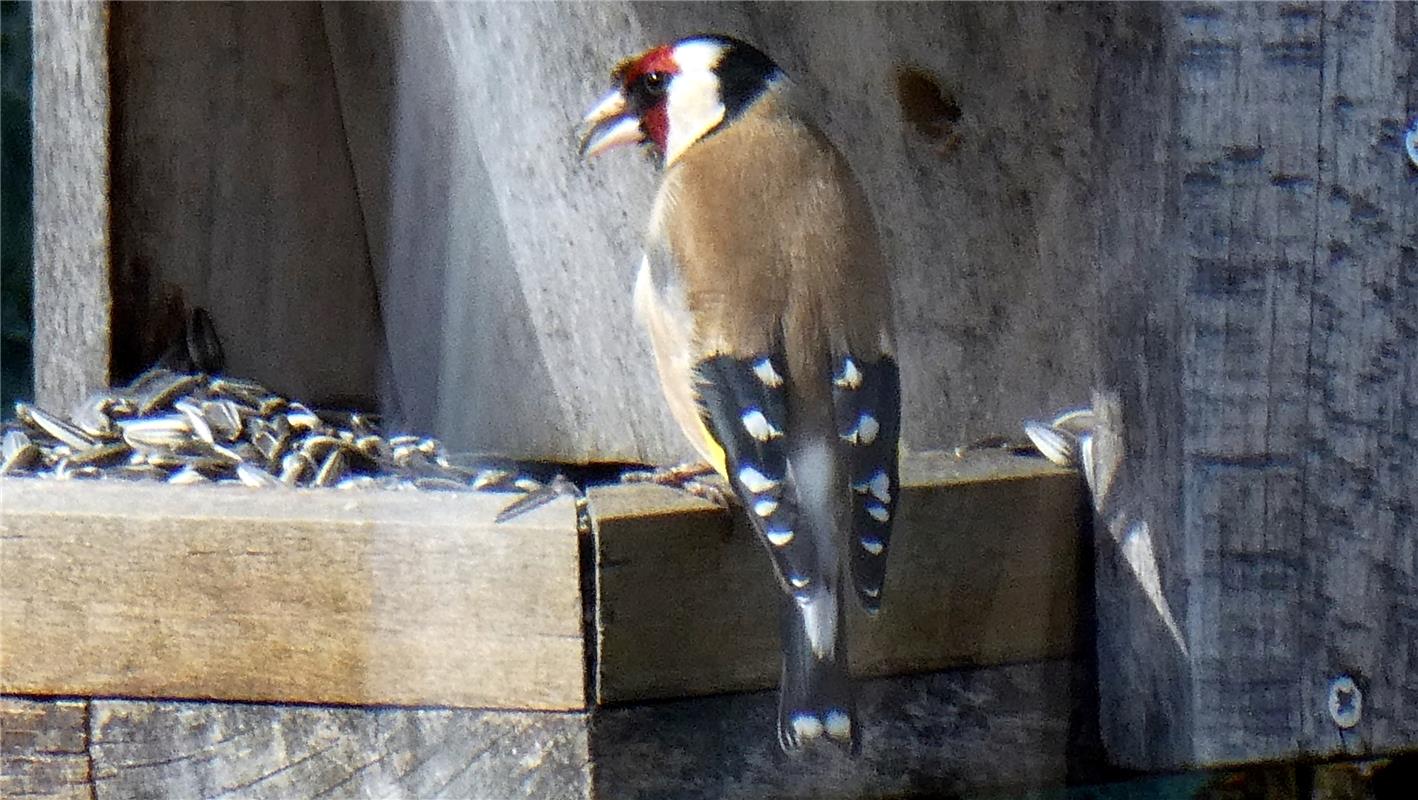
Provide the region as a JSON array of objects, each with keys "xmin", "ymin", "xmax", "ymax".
[{"xmin": 578, "ymin": 34, "xmax": 900, "ymax": 753}]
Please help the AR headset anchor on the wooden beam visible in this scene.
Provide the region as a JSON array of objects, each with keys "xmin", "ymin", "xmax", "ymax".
[
  {"xmin": 0, "ymin": 698, "xmax": 90, "ymax": 800},
  {"xmin": 31, "ymin": 0, "xmax": 110, "ymax": 412},
  {"xmin": 1, "ymin": 451, "xmax": 1080, "ymax": 714},
  {"xmin": 586, "ymin": 659, "xmax": 1096, "ymax": 799},
  {"xmin": 2, "ymin": 658, "xmax": 1099, "ymax": 799},
  {"xmin": 591, "ymin": 451, "xmax": 1084, "ymax": 703},
  {"xmin": 1091, "ymin": 1, "xmax": 1418, "ymax": 771},
  {"xmin": 80, "ymin": 700, "xmax": 590, "ymax": 800},
  {"xmin": 0, "ymin": 480, "xmax": 585, "ymax": 710}
]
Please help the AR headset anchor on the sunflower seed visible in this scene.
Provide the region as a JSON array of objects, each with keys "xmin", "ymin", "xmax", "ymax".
[
  {"xmin": 1023, "ymin": 420, "xmax": 1079, "ymax": 467},
  {"xmin": 279, "ymin": 451, "xmax": 314, "ymax": 485},
  {"xmin": 67, "ymin": 441, "xmax": 131, "ymax": 468},
  {"xmin": 2, "ymin": 430, "xmax": 41, "ymax": 473},
  {"xmin": 285, "ymin": 404, "xmax": 323, "ymax": 432},
  {"xmin": 313, "ymin": 449, "xmax": 347, "ymax": 487},
  {"xmin": 120, "ymin": 416, "xmax": 194, "ymax": 450},
  {"xmin": 168, "ymin": 465, "xmax": 211, "ymax": 485},
  {"xmin": 17, "ymin": 404, "xmax": 98, "ymax": 451},
  {"xmin": 137, "ymin": 372, "xmax": 201, "ymax": 415},
  {"xmin": 236, "ymin": 462, "xmax": 283, "ymax": 488},
  {"xmin": 174, "ymin": 398, "xmax": 216, "ymax": 444},
  {"xmin": 203, "ymin": 400, "xmax": 243, "ymax": 442},
  {"xmin": 71, "ymin": 393, "xmax": 119, "ymax": 438}
]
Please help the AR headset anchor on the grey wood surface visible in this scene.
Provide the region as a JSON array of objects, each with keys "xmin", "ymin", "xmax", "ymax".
[
  {"xmin": 107, "ymin": 1, "xmax": 381, "ymax": 406},
  {"xmin": 1090, "ymin": 1, "xmax": 1418, "ymax": 772},
  {"xmin": 1, "ymin": 659, "xmax": 1098, "ymax": 799},
  {"xmin": 592, "ymin": 452, "xmax": 1083, "ymax": 704},
  {"xmin": 0, "ymin": 698, "xmax": 90, "ymax": 800},
  {"xmin": 31, "ymin": 0, "xmax": 110, "ymax": 414},
  {"xmin": 318, "ymin": 1, "xmax": 1100, "ymax": 462},
  {"xmin": 82, "ymin": 701, "xmax": 591, "ymax": 800},
  {"xmin": 0, "ymin": 479, "xmax": 585, "ymax": 711}
]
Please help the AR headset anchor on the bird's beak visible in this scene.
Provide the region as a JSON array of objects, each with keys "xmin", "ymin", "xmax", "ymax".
[{"xmin": 578, "ymin": 88, "xmax": 643, "ymax": 160}]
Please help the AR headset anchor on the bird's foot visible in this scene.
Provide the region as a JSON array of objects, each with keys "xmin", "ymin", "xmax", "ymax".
[{"xmin": 620, "ymin": 461, "xmax": 730, "ymax": 508}]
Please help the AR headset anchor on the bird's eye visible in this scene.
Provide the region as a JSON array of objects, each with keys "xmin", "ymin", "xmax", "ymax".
[{"xmin": 642, "ymin": 71, "xmax": 668, "ymax": 96}]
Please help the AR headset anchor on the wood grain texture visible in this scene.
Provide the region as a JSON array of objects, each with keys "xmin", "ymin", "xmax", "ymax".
[
  {"xmin": 85, "ymin": 701, "xmax": 589, "ymax": 800},
  {"xmin": 590, "ymin": 659, "xmax": 1097, "ymax": 800},
  {"xmin": 107, "ymin": 1, "xmax": 380, "ymax": 406},
  {"xmin": 2, "ymin": 659, "xmax": 1099, "ymax": 799},
  {"xmin": 0, "ymin": 698, "xmax": 91, "ymax": 800},
  {"xmin": 0, "ymin": 479, "xmax": 584, "ymax": 710},
  {"xmin": 1091, "ymin": 1, "xmax": 1418, "ymax": 771},
  {"xmin": 592, "ymin": 451, "xmax": 1084, "ymax": 704},
  {"xmin": 31, "ymin": 0, "xmax": 110, "ymax": 413},
  {"xmin": 320, "ymin": 1, "xmax": 1101, "ymax": 463}
]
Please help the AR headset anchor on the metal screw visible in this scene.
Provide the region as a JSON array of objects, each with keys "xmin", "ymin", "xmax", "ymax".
[{"xmin": 1327, "ymin": 675, "xmax": 1362, "ymax": 729}]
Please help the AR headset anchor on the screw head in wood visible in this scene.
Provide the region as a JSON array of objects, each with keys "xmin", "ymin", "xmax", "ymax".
[{"xmin": 1327, "ymin": 675, "xmax": 1362, "ymax": 729}]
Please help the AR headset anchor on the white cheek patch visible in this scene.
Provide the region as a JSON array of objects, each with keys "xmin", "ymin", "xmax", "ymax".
[
  {"xmin": 664, "ymin": 73, "xmax": 725, "ymax": 165},
  {"xmin": 664, "ymin": 40, "xmax": 729, "ymax": 166}
]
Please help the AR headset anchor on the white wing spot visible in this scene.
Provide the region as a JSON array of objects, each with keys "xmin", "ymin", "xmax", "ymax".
[
  {"xmin": 834, "ymin": 358, "xmax": 863, "ymax": 390},
  {"xmin": 753, "ymin": 498, "xmax": 780, "ymax": 518},
  {"xmin": 824, "ymin": 710, "xmax": 852, "ymax": 740},
  {"xmin": 766, "ymin": 528, "xmax": 794, "ymax": 546},
  {"xmin": 737, "ymin": 466, "xmax": 780, "ymax": 494},
  {"xmin": 741, "ymin": 409, "xmax": 782, "ymax": 442},
  {"xmin": 863, "ymin": 586, "xmax": 881, "ymax": 598},
  {"xmin": 791, "ymin": 714, "xmax": 825, "ymax": 740},
  {"xmin": 853, "ymin": 469, "xmax": 892, "ymax": 503},
  {"xmin": 752, "ymin": 358, "xmax": 784, "ymax": 388},
  {"xmin": 789, "ymin": 574, "xmax": 811, "ymax": 589},
  {"xmin": 861, "ymin": 536, "xmax": 885, "ymax": 555},
  {"xmin": 866, "ymin": 503, "xmax": 890, "ymax": 523},
  {"xmin": 843, "ymin": 413, "xmax": 880, "ymax": 445}
]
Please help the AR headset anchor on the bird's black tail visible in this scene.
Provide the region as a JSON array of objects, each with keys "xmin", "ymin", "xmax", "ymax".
[{"xmin": 776, "ymin": 587, "xmax": 858, "ymax": 753}]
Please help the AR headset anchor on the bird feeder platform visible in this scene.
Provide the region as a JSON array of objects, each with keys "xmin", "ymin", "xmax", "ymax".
[{"xmin": 1, "ymin": 451, "xmax": 1091, "ymax": 799}]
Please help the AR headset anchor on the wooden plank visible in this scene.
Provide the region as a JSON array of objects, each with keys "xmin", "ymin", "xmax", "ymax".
[
  {"xmin": 320, "ymin": 2, "xmax": 1100, "ymax": 463},
  {"xmin": 587, "ymin": 659, "xmax": 1097, "ymax": 800},
  {"xmin": 0, "ymin": 480, "xmax": 584, "ymax": 710},
  {"xmin": 2, "ymin": 659, "xmax": 1099, "ymax": 799},
  {"xmin": 84, "ymin": 700, "xmax": 589, "ymax": 800},
  {"xmin": 107, "ymin": 2, "xmax": 380, "ymax": 406},
  {"xmin": 1091, "ymin": 2, "xmax": 1418, "ymax": 771},
  {"xmin": 591, "ymin": 451, "xmax": 1084, "ymax": 703},
  {"xmin": 0, "ymin": 698, "xmax": 91, "ymax": 800},
  {"xmin": 9, "ymin": 695, "xmax": 1413, "ymax": 800},
  {"xmin": 31, "ymin": 0, "xmax": 110, "ymax": 413}
]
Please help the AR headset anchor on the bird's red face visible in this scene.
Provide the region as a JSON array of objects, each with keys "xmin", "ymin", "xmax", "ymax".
[
  {"xmin": 578, "ymin": 44, "xmax": 684, "ymax": 162},
  {"xmin": 579, "ymin": 37, "xmax": 779, "ymax": 166}
]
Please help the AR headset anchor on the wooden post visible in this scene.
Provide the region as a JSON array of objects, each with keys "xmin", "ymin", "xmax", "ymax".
[
  {"xmin": 31, "ymin": 0, "xmax": 110, "ymax": 413},
  {"xmin": 1091, "ymin": 1, "xmax": 1417, "ymax": 771}
]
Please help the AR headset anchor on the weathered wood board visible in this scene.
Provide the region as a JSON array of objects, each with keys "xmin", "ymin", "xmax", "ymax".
[
  {"xmin": 0, "ymin": 450, "xmax": 1082, "ymax": 716},
  {"xmin": 592, "ymin": 451, "xmax": 1084, "ymax": 703},
  {"xmin": 106, "ymin": 1, "xmax": 380, "ymax": 406},
  {"xmin": 0, "ymin": 480, "xmax": 584, "ymax": 710},
  {"xmin": 0, "ymin": 699, "xmax": 90, "ymax": 800},
  {"xmin": 585, "ymin": 660, "xmax": 1097, "ymax": 800},
  {"xmin": 1, "ymin": 659, "xmax": 1098, "ymax": 799},
  {"xmin": 31, "ymin": 0, "xmax": 110, "ymax": 414},
  {"xmin": 1090, "ymin": 1, "xmax": 1418, "ymax": 771}
]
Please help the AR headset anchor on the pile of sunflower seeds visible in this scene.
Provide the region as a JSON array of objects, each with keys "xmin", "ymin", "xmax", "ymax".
[{"xmin": 0, "ymin": 369, "xmax": 543, "ymax": 496}]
